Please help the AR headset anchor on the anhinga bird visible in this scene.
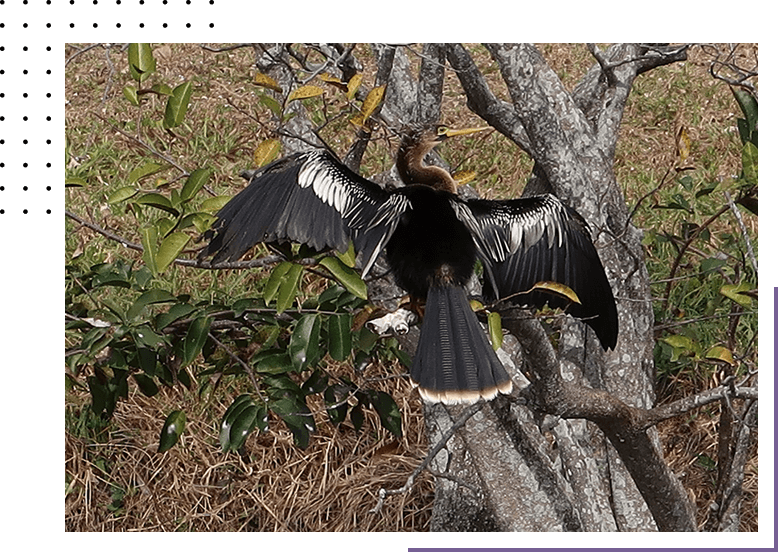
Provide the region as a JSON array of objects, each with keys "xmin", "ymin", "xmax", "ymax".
[{"xmin": 200, "ymin": 125, "xmax": 618, "ymax": 404}]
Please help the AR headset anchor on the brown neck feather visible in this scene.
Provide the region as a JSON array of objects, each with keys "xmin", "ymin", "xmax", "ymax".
[{"xmin": 396, "ymin": 139, "xmax": 457, "ymax": 193}]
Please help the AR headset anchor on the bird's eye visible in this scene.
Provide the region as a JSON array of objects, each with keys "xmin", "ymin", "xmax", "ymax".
[{"xmin": 436, "ymin": 125, "xmax": 449, "ymax": 136}]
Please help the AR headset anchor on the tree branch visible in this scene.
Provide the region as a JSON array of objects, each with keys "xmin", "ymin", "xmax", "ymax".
[
  {"xmin": 65, "ymin": 209, "xmax": 299, "ymax": 270},
  {"xmin": 445, "ymin": 44, "xmax": 534, "ymax": 156},
  {"xmin": 501, "ymin": 311, "xmax": 698, "ymax": 531}
]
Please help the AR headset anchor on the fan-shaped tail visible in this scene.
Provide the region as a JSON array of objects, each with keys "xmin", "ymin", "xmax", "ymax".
[{"xmin": 411, "ymin": 285, "xmax": 512, "ymax": 404}]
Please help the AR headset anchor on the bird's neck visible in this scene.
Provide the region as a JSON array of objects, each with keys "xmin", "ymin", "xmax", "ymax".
[{"xmin": 396, "ymin": 143, "xmax": 457, "ymax": 194}]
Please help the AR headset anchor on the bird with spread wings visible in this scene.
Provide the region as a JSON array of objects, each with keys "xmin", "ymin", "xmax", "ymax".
[{"xmin": 200, "ymin": 125, "xmax": 618, "ymax": 404}]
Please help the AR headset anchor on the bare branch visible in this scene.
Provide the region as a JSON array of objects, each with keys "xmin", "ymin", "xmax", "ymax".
[
  {"xmin": 446, "ymin": 44, "xmax": 534, "ymax": 156},
  {"xmin": 65, "ymin": 209, "xmax": 296, "ymax": 270},
  {"xmin": 725, "ymin": 190, "xmax": 758, "ymax": 273},
  {"xmin": 370, "ymin": 402, "xmax": 483, "ymax": 514}
]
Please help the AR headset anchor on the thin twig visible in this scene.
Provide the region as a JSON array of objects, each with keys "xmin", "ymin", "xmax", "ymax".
[
  {"xmin": 370, "ymin": 402, "xmax": 483, "ymax": 514},
  {"xmin": 208, "ymin": 332, "xmax": 264, "ymax": 399},
  {"xmin": 724, "ymin": 191, "xmax": 757, "ymax": 274},
  {"xmin": 91, "ymin": 111, "xmax": 190, "ymax": 175},
  {"xmin": 65, "ymin": 209, "xmax": 290, "ymax": 270}
]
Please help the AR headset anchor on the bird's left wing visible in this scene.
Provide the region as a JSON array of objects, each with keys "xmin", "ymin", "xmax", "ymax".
[
  {"xmin": 452, "ymin": 194, "xmax": 618, "ymax": 349},
  {"xmin": 200, "ymin": 150, "xmax": 410, "ymax": 277}
]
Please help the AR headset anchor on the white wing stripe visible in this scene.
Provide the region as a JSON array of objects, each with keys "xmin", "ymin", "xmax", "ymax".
[
  {"xmin": 452, "ymin": 194, "xmax": 574, "ymax": 263},
  {"xmin": 299, "ymin": 152, "xmax": 357, "ymax": 215}
]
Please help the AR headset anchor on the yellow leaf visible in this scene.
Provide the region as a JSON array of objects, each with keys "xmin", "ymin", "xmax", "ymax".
[
  {"xmin": 319, "ymin": 73, "xmax": 347, "ymax": 91},
  {"xmin": 705, "ymin": 346, "xmax": 735, "ymax": 366},
  {"xmin": 253, "ymin": 139, "xmax": 282, "ymax": 168},
  {"xmin": 347, "ymin": 73, "xmax": 363, "ymax": 100},
  {"xmin": 720, "ymin": 282, "xmax": 754, "ymax": 307},
  {"xmin": 288, "ymin": 85, "xmax": 324, "ymax": 103},
  {"xmin": 676, "ymin": 126, "xmax": 691, "ymax": 164},
  {"xmin": 452, "ymin": 170, "xmax": 477, "ymax": 186},
  {"xmin": 350, "ymin": 113, "xmax": 365, "ymax": 128},
  {"xmin": 253, "ymin": 72, "xmax": 282, "ymax": 92},
  {"xmin": 319, "ymin": 72, "xmax": 341, "ymax": 83},
  {"xmin": 360, "ymin": 84, "xmax": 385, "ymax": 122},
  {"xmin": 529, "ymin": 281, "xmax": 581, "ymax": 305}
]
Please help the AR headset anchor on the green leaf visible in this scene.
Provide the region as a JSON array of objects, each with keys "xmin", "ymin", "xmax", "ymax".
[
  {"xmin": 140, "ymin": 225, "xmax": 158, "ymax": 275},
  {"xmin": 219, "ymin": 395, "xmax": 256, "ymax": 451},
  {"xmin": 107, "ymin": 186, "xmax": 138, "ymax": 204},
  {"xmin": 289, "ymin": 314, "xmax": 321, "ymax": 371},
  {"xmin": 151, "ymin": 83, "xmax": 173, "ymax": 96},
  {"xmin": 158, "ymin": 410, "xmax": 186, "ymax": 453},
  {"xmin": 180, "ymin": 168, "xmax": 212, "ymax": 202},
  {"xmin": 179, "ymin": 212, "xmax": 215, "ymax": 234},
  {"xmin": 156, "ymin": 303, "xmax": 195, "ymax": 330},
  {"xmin": 128, "ymin": 43, "xmax": 156, "ymax": 83},
  {"xmin": 263, "ymin": 261, "xmax": 293, "ymax": 304},
  {"xmin": 319, "ymin": 256, "xmax": 367, "ymax": 300},
  {"xmin": 132, "ymin": 324, "xmax": 166, "ymax": 348},
  {"xmin": 336, "ymin": 242, "xmax": 357, "ymax": 268},
  {"xmin": 264, "ymin": 374, "xmax": 304, "ymax": 398},
  {"xmin": 134, "ymin": 193, "xmax": 180, "ymax": 216},
  {"xmin": 368, "ymin": 390, "xmax": 402, "ymax": 438},
  {"xmin": 487, "ymin": 311, "xmax": 503, "ymax": 351},
  {"xmin": 199, "ymin": 196, "xmax": 232, "ymax": 213},
  {"xmin": 65, "ymin": 176, "xmax": 88, "ymax": 187},
  {"xmin": 327, "ymin": 313, "xmax": 352, "ymax": 361},
  {"xmin": 127, "ymin": 289, "xmax": 177, "ymax": 320},
  {"xmin": 270, "ymin": 397, "xmax": 315, "ymax": 449},
  {"xmin": 742, "ymin": 142, "xmax": 758, "ymax": 187},
  {"xmin": 219, "ymin": 393, "xmax": 267, "ymax": 452},
  {"xmin": 699, "ymin": 257, "xmax": 727, "ymax": 274},
  {"xmin": 128, "ymin": 162, "xmax": 166, "ymax": 184},
  {"xmin": 135, "ymin": 345, "xmax": 158, "ymax": 376},
  {"xmin": 275, "ymin": 263, "xmax": 304, "ymax": 313},
  {"xmin": 660, "ymin": 335, "xmax": 698, "ymax": 362},
  {"xmin": 251, "ymin": 349, "xmax": 293, "ymax": 374},
  {"xmin": 257, "ymin": 94, "xmax": 282, "ymax": 117},
  {"xmin": 302, "ymin": 369, "xmax": 329, "ymax": 395},
  {"xmin": 229, "ymin": 404, "xmax": 259, "ymax": 450},
  {"xmin": 733, "ymin": 88, "xmax": 758, "ymax": 144},
  {"xmin": 133, "ymin": 373, "xmax": 159, "ymax": 397},
  {"xmin": 122, "ymin": 84, "xmax": 139, "ymax": 106},
  {"xmin": 350, "ymin": 403, "xmax": 365, "ymax": 432},
  {"xmin": 87, "ymin": 376, "xmax": 108, "ymax": 415},
  {"xmin": 324, "ymin": 385, "xmax": 348, "ymax": 425},
  {"xmin": 181, "ymin": 316, "xmax": 212, "ymax": 367},
  {"xmin": 163, "ymin": 81, "xmax": 193, "ymax": 129},
  {"xmin": 155, "ymin": 231, "xmax": 189, "ymax": 273}
]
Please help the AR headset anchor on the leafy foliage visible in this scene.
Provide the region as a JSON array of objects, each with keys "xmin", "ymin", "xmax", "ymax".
[
  {"xmin": 66, "ymin": 44, "xmax": 406, "ymax": 454},
  {"xmin": 646, "ymin": 87, "xmax": 757, "ymax": 387}
]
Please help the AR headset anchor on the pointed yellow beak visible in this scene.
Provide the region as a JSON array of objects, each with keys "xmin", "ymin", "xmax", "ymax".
[{"xmin": 442, "ymin": 125, "xmax": 491, "ymax": 138}]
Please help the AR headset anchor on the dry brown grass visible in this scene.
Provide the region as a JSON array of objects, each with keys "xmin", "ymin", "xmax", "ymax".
[
  {"xmin": 66, "ymin": 365, "xmax": 433, "ymax": 531},
  {"xmin": 66, "ymin": 43, "xmax": 757, "ymax": 532}
]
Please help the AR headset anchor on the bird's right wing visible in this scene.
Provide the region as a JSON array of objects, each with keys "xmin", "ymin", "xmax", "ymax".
[
  {"xmin": 452, "ymin": 194, "xmax": 618, "ymax": 349},
  {"xmin": 200, "ymin": 150, "xmax": 410, "ymax": 277}
]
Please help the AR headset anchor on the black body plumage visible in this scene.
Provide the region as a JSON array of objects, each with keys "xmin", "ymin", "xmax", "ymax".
[{"xmin": 200, "ymin": 141, "xmax": 618, "ymax": 404}]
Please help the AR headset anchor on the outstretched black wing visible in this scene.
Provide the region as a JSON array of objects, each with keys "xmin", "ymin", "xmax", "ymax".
[
  {"xmin": 200, "ymin": 150, "xmax": 410, "ymax": 277},
  {"xmin": 453, "ymin": 194, "xmax": 618, "ymax": 349}
]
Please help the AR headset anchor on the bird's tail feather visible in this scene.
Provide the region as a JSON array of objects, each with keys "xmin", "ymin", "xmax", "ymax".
[{"xmin": 411, "ymin": 285, "xmax": 512, "ymax": 404}]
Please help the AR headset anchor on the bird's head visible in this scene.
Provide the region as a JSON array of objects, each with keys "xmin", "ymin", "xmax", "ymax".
[
  {"xmin": 396, "ymin": 123, "xmax": 490, "ymax": 191},
  {"xmin": 402, "ymin": 124, "xmax": 491, "ymax": 155}
]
